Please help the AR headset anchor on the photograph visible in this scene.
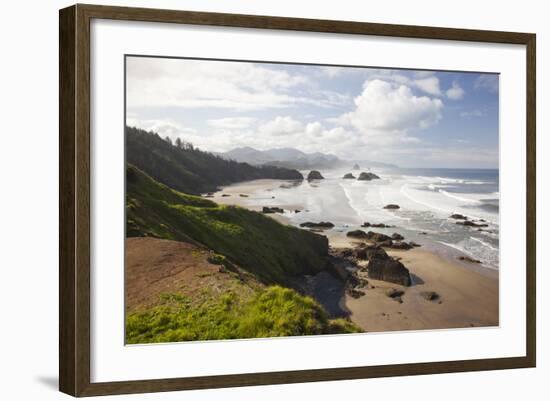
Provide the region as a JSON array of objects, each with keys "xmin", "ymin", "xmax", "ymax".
[{"xmin": 124, "ymin": 55, "xmax": 500, "ymax": 344}]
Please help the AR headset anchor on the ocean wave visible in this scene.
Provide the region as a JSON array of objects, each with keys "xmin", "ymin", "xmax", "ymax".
[
  {"xmin": 438, "ymin": 189, "xmax": 481, "ymax": 204},
  {"xmin": 400, "ymin": 184, "xmax": 455, "ymax": 214},
  {"xmin": 470, "ymin": 236, "xmax": 499, "ymax": 251},
  {"xmin": 437, "ymin": 240, "xmax": 499, "ymax": 270}
]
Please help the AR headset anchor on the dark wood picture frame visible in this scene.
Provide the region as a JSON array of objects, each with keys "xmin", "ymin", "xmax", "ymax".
[{"xmin": 59, "ymin": 3, "xmax": 536, "ymax": 397}]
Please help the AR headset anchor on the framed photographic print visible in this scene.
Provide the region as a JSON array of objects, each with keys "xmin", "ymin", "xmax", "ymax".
[{"xmin": 59, "ymin": 4, "xmax": 536, "ymax": 397}]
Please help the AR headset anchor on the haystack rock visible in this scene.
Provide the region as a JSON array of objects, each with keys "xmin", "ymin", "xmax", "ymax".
[
  {"xmin": 307, "ymin": 170, "xmax": 324, "ymax": 181},
  {"xmin": 357, "ymin": 172, "xmax": 380, "ymax": 181}
]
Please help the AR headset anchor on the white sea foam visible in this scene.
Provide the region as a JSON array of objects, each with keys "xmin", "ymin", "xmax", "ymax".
[
  {"xmin": 439, "ymin": 189, "xmax": 481, "ymax": 204},
  {"xmin": 470, "ymin": 236, "xmax": 499, "ymax": 251},
  {"xmin": 226, "ymin": 167, "xmax": 500, "ymax": 269}
]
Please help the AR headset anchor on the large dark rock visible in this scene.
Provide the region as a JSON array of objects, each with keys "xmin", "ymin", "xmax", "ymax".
[
  {"xmin": 456, "ymin": 220, "xmax": 489, "ymax": 228},
  {"xmin": 390, "ymin": 241, "xmax": 413, "ymax": 250},
  {"xmin": 307, "ymin": 170, "xmax": 324, "ymax": 180},
  {"xmin": 343, "ymin": 173, "xmax": 356, "ymax": 179},
  {"xmin": 355, "ymin": 245, "xmax": 389, "ymax": 261},
  {"xmin": 362, "ymin": 222, "xmax": 393, "ymax": 228},
  {"xmin": 357, "ymin": 172, "xmax": 380, "ymax": 181},
  {"xmin": 383, "ymin": 204, "xmax": 400, "ymax": 210},
  {"xmin": 346, "ymin": 229, "xmax": 369, "ymax": 239},
  {"xmin": 377, "ymin": 239, "xmax": 394, "ymax": 247},
  {"xmin": 450, "ymin": 213, "xmax": 468, "ymax": 220},
  {"xmin": 368, "ymin": 256, "xmax": 412, "ymax": 286},
  {"xmin": 262, "ymin": 206, "xmax": 284, "ymax": 214},
  {"xmin": 300, "ymin": 221, "xmax": 335, "ymax": 229},
  {"xmin": 365, "ymin": 231, "xmax": 392, "ymax": 242},
  {"xmin": 458, "ymin": 255, "xmax": 481, "ymax": 263},
  {"xmin": 391, "ymin": 233, "xmax": 404, "ymax": 240},
  {"xmin": 347, "ymin": 230, "xmax": 393, "ymax": 243}
]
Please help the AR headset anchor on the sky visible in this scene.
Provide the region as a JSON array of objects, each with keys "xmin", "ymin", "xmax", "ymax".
[{"xmin": 126, "ymin": 56, "xmax": 499, "ymax": 168}]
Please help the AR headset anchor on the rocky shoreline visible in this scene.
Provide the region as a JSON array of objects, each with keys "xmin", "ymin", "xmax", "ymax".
[{"xmin": 211, "ymin": 176, "xmax": 499, "ymax": 332}]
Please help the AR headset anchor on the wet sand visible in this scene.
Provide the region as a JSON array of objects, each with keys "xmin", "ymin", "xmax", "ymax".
[{"xmin": 210, "ymin": 179, "xmax": 499, "ymax": 332}]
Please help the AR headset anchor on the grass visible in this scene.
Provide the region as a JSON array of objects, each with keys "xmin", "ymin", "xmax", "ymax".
[
  {"xmin": 126, "ymin": 164, "xmax": 330, "ymax": 284},
  {"xmin": 126, "ymin": 286, "xmax": 360, "ymax": 343}
]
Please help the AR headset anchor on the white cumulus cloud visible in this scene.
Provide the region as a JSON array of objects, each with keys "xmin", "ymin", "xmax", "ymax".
[
  {"xmin": 258, "ymin": 116, "xmax": 304, "ymax": 136},
  {"xmin": 126, "ymin": 57, "xmax": 310, "ymax": 111},
  {"xmin": 207, "ymin": 117, "xmax": 257, "ymax": 129},
  {"xmin": 413, "ymin": 76, "xmax": 442, "ymax": 96},
  {"xmin": 340, "ymin": 79, "xmax": 443, "ymax": 140},
  {"xmin": 446, "ymin": 82, "xmax": 465, "ymax": 100}
]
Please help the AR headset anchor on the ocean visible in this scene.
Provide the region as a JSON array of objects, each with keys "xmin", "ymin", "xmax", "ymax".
[{"xmin": 249, "ymin": 167, "xmax": 500, "ymax": 270}]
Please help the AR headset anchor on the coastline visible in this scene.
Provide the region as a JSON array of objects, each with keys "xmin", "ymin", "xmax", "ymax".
[{"xmin": 211, "ymin": 178, "xmax": 499, "ymax": 332}]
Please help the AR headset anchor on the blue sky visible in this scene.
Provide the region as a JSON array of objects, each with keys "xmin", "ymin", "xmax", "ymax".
[{"xmin": 126, "ymin": 56, "xmax": 499, "ymax": 168}]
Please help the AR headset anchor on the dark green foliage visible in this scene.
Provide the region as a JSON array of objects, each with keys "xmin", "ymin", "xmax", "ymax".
[
  {"xmin": 126, "ymin": 126, "xmax": 303, "ymax": 194},
  {"xmin": 126, "ymin": 286, "xmax": 360, "ymax": 343},
  {"xmin": 126, "ymin": 165, "xmax": 330, "ymax": 284}
]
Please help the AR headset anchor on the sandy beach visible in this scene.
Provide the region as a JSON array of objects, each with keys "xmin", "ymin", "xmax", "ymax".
[{"xmin": 211, "ymin": 178, "xmax": 499, "ymax": 333}]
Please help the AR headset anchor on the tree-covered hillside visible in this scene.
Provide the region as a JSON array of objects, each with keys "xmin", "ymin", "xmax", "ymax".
[{"xmin": 126, "ymin": 126, "xmax": 303, "ymax": 194}]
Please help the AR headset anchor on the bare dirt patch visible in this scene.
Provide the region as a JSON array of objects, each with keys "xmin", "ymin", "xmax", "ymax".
[{"xmin": 125, "ymin": 237, "xmax": 260, "ymax": 313}]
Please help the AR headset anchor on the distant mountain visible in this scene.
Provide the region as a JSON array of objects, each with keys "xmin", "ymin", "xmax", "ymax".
[
  {"xmin": 221, "ymin": 147, "xmax": 340, "ymax": 170},
  {"xmin": 349, "ymin": 160, "xmax": 399, "ymax": 169},
  {"xmin": 220, "ymin": 146, "xmax": 398, "ymax": 170},
  {"xmin": 126, "ymin": 127, "xmax": 303, "ymax": 195}
]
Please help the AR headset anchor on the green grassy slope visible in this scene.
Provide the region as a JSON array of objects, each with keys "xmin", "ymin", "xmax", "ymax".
[
  {"xmin": 127, "ymin": 286, "xmax": 359, "ymax": 343},
  {"xmin": 126, "ymin": 164, "xmax": 331, "ymax": 285},
  {"xmin": 126, "ymin": 126, "xmax": 304, "ymax": 195}
]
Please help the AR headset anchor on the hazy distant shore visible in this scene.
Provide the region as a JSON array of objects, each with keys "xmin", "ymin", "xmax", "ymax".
[{"xmin": 212, "ymin": 177, "xmax": 499, "ymax": 332}]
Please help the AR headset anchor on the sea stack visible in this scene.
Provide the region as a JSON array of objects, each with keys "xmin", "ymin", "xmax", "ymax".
[
  {"xmin": 352, "ymin": 163, "xmax": 360, "ymax": 170},
  {"xmin": 307, "ymin": 170, "xmax": 324, "ymax": 181},
  {"xmin": 357, "ymin": 172, "xmax": 380, "ymax": 181},
  {"xmin": 343, "ymin": 173, "xmax": 355, "ymax": 179}
]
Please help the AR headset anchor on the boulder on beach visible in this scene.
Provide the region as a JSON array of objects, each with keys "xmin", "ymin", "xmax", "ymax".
[
  {"xmin": 450, "ymin": 213, "xmax": 468, "ymax": 220},
  {"xmin": 385, "ymin": 288, "xmax": 405, "ymax": 298},
  {"xmin": 420, "ymin": 291, "xmax": 440, "ymax": 302},
  {"xmin": 362, "ymin": 222, "xmax": 393, "ymax": 228},
  {"xmin": 456, "ymin": 220, "xmax": 489, "ymax": 228},
  {"xmin": 262, "ymin": 206, "xmax": 284, "ymax": 214},
  {"xmin": 307, "ymin": 170, "xmax": 324, "ymax": 181},
  {"xmin": 385, "ymin": 288, "xmax": 405, "ymax": 303},
  {"xmin": 299, "ymin": 221, "xmax": 335, "ymax": 229},
  {"xmin": 365, "ymin": 231, "xmax": 392, "ymax": 243},
  {"xmin": 390, "ymin": 241, "xmax": 413, "ymax": 250},
  {"xmin": 343, "ymin": 173, "xmax": 356, "ymax": 179},
  {"xmin": 347, "ymin": 230, "xmax": 393, "ymax": 243},
  {"xmin": 346, "ymin": 229, "xmax": 369, "ymax": 239},
  {"xmin": 458, "ymin": 255, "xmax": 481, "ymax": 263},
  {"xmin": 357, "ymin": 172, "xmax": 380, "ymax": 181},
  {"xmin": 383, "ymin": 204, "xmax": 400, "ymax": 210},
  {"xmin": 355, "ymin": 245, "xmax": 388, "ymax": 261},
  {"xmin": 377, "ymin": 239, "xmax": 394, "ymax": 247},
  {"xmin": 391, "ymin": 233, "xmax": 404, "ymax": 240},
  {"xmin": 348, "ymin": 288, "xmax": 366, "ymax": 299},
  {"xmin": 368, "ymin": 256, "xmax": 412, "ymax": 286}
]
